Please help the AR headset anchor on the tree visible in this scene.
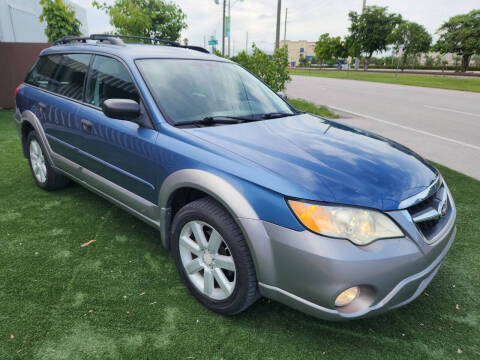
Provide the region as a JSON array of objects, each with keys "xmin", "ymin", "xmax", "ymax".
[
  {"xmin": 473, "ymin": 55, "xmax": 480, "ymax": 67},
  {"xmin": 39, "ymin": 0, "xmax": 82, "ymax": 42},
  {"xmin": 424, "ymin": 55, "xmax": 435, "ymax": 67},
  {"xmin": 232, "ymin": 45, "xmax": 291, "ymax": 92},
  {"xmin": 93, "ymin": 0, "xmax": 187, "ymax": 42},
  {"xmin": 348, "ymin": 6, "xmax": 402, "ymax": 70},
  {"xmin": 213, "ymin": 47, "xmax": 223, "ymax": 57},
  {"xmin": 314, "ymin": 33, "xmax": 346, "ymax": 66},
  {"xmin": 433, "ymin": 9, "xmax": 480, "ymax": 72},
  {"xmin": 298, "ymin": 56, "xmax": 310, "ymax": 67},
  {"xmin": 388, "ymin": 21, "xmax": 432, "ymax": 70}
]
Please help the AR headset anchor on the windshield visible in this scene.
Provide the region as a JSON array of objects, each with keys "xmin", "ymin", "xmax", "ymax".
[{"xmin": 136, "ymin": 59, "xmax": 294, "ymax": 125}]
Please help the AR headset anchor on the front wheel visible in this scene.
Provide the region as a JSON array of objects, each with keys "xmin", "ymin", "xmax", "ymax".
[{"xmin": 170, "ymin": 197, "xmax": 259, "ymax": 315}]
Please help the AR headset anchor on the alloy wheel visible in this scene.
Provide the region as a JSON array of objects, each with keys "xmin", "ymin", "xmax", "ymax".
[
  {"xmin": 30, "ymin": 139, "xmax": 47, "ymax": 184},
  {"xmin": 179, "ymin": 220, "xmax": 236, "ymax": 300}
]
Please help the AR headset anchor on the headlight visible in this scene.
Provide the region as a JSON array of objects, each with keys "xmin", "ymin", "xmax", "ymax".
[{"xmin": 288, "ymin": 200, "xmax": 403, "ymax": 245}]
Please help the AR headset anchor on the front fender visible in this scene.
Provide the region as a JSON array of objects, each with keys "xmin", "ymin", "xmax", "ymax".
[
  {"xmin": 158, "ymin": 169, "xmax": 259, "ymax": 246},
  {"xmin": 159, "ymin": 169, "xmax": 285, "ymax": 283}
]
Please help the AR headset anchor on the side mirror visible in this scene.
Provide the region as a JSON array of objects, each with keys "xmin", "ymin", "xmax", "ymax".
[{"xmin": 102, "ymin": 99, "xmax": 140, "ymax": 121}]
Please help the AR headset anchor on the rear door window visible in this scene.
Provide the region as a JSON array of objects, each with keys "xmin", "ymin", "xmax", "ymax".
[
  {"xmin": 54, "ymin": 54, "xmax": 91, "ymax": 100},
  {"xmin": 25, "ymin": 53, "xmax": 91, "ymax": 101},
  {"xmin": 25, "ymin": 54, "xmax": 63, "ymax": 91},
  {"xmin": 85, "ymin": 55, "xmax": 139, "ymax": 107}
]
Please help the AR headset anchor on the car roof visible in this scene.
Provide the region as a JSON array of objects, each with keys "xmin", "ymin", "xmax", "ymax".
[{"xmin": 41, "ymin": 43, "xmax": 230, "ymax": 63}]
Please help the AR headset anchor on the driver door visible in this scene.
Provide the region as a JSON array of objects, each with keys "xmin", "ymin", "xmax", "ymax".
[{"xmin": 75, "ymin": 55, "xmax": 159, "ymax": 204}]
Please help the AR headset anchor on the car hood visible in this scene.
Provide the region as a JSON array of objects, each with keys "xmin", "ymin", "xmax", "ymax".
[{"xmin": 188, "ymin": 114, "xmax": 438, "ymax": 210}]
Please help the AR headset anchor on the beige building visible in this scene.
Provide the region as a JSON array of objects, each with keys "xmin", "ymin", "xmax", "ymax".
[{"xmin": 279, "ymin": 40, "xmax": 315, "ymax": 67}]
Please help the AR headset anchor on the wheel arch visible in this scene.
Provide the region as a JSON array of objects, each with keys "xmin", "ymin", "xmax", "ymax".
[
  {"xmin": 159, "ymin": 169, "xmax": 260, "ymax": 252},
  {"xmin": 19, "ymin": 110, "xmax": 54, "ymax": 164}
]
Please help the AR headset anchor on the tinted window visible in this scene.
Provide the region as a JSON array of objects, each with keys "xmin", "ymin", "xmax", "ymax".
[
  {"xmin": 136, "ymin": 59, "xmax": 293, "ymax": 124},
  {"xmin": 54, "ymin": 54, "xmax": 91, "ymax": 100},
  {"xmin": 25, "ymin": 55, "xmax": 62, "ymax": 90},
  {"xmin": 25, "ymin": 54, "xmax": 91, "ymax": 100},
  {"xmin": 85, "ymin": 56, "xmax": 139, "ymax": 107}
]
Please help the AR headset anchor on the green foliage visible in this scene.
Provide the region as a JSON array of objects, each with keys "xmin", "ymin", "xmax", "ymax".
[
  {"xmin": 93, "ymin": 0, "xmax": 187, "ymax": 41},
  {"xmin": 290, "ymin": 68, "xmax": 480, "ymax": 93},
  {"xmin": 213, "ymin": 47, "xmax": 223, "ymax": 57},
  {"xmin": 231, "ymin": 45, "xmax": 291, "ymax": 92},
  {"xmin": 473, "ymin": 55, "xmax": 480, "ymax": 67},
  {"xmin": 39, "ymin": 0, "xmax": 82, "ymax": 42},
  {"xmin": 424, "ymin": 55, "xmax": 435, "ymax": 67},
  {"xmin": 314, "ymin": 33, "xmax": 347, "ymax": 65},
  {"xmin": 433, "ymin": 9, "xmax": 480, "ymax": 72},
  {"xmin": 348, "ymin": 6, "xmax": 402, "ymax": 68},
  {"xmin": 298, "ymin": 56, "xmax": 310, "ymax": 67},
  {"xmin": 287, "ymin": 99, "xmax": 338, "ymax": 119},
  {"xmin": 388, "ymin": 21, "xmax": 432, "ymax": 70}
]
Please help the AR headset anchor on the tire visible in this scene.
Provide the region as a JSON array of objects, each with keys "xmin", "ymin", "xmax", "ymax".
[
  {"xmin": 171, "ymin": 197, "xmax": 259, "ymax": 315},
  {"xmin": 26, "ymin": 131, "xmax": 69, "ymax": 191}
]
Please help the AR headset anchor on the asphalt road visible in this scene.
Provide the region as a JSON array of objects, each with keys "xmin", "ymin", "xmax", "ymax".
[{"xmin": 286, "ymin": 75, "xmax": 480, "ymax": 180}]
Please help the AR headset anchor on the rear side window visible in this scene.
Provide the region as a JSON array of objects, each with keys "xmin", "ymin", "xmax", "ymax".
[
  {"xmin": 85, "ymin": 55, "xmax": 139, "ymax": 107},
  {"xmin": 25, "ymin": 55, "xmax": 62, "ymax": 90},
  {"xmin": 54, "ymin": 54, "xmax": 91, "ymax": 100},
  {"xmin": 25, "ymin": 53, "xmax": 91, "ymax": 101}
]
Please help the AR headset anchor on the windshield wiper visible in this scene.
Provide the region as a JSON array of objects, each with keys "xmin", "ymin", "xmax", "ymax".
[
  {"xmin": 260, "ymin": 112, "xmax": 295, "ymax": 119},
  {"xmin": 176, "ymin": 115, "xmax": 256, "ymax": 127}
]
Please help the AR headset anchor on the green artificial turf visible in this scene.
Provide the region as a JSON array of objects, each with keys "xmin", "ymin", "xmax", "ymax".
[
  {"xmin": 0, "ymin": 108, "xmax": 479, "ymax": 359},
  {"xmin": 290, "ymin": 69, "xmax": 480, "ymax": 93},
  {"xmin": 288, "ymin": 98, "xmax": 339, "ymax": 118}
]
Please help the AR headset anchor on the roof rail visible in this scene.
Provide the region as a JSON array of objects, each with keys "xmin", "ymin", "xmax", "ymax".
[
  {"xmin": 53, "ymin": 35, "xmax": 124, "ymax": 46},
  {"xmin": 53, "ymin": 34, "xmax": 210, "ymax": 54}
]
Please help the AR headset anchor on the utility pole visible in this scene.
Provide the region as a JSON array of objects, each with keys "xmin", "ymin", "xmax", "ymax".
[
  {"xmin": 275, "ymin": 0, "xmax": 281, "ymax": 50},
  {"xmin": 354, "ymin": 0, "xmax": 367, "ymax": 70},
  {"xmin": 227, "ymin": 0, "xmax": 231, "ymax": 57},
  {"xmin": 246, "ymin": 31, "xmax": 248, "ymax": 53},
  {"xmin": 222, "ymin": 0, "xmax": 226, "ymax": 56},
  {"xmin": 283, "ymin": 8, "xmax": 287, "ymax": 43}
]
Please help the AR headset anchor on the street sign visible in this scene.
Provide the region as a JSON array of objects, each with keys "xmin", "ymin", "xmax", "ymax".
[
  {"xmin": 208, "ymin": 39, "xmax": 218, "ymax": 45},
  {"xmin": 226, "ymin": 16, "xmax": 230, "ymax": 37}
]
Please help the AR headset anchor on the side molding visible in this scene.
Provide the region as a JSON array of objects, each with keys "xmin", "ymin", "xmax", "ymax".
[{"xmin": 158, "ymin": 169, "xmax": 259, "ymax": 249}]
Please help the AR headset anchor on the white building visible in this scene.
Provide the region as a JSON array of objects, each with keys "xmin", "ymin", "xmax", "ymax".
[{"xmin": 0, "ymin": 0, "xmax": 88, "ymax": 42}]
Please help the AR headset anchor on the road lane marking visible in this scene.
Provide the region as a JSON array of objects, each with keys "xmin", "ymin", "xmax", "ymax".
[
  {"xmin": 424, "ymin": 105, "xmax": 480, "ymax": 118},
  {"xmin": 329, "ymin": 105, "xmax": 480, "ymax": 152}
]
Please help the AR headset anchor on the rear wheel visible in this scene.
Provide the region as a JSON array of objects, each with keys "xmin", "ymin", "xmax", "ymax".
[
  {"xmin": 27, "ymin": 131, "xmax": 69, "ymax": 190},
  {"xmin": 171, "ymin": 197, "xmax": 259, "ymax": 315}
]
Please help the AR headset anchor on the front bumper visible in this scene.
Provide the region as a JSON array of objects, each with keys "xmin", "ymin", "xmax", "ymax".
[{"xmin": 239, "ymin": 199, "xmax": 456, "ymax": 321}]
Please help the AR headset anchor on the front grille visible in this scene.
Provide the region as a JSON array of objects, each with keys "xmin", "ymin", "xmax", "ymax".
[{"xmin": 407, "ymin": 183, "xmax": 452, "ymax": 243}]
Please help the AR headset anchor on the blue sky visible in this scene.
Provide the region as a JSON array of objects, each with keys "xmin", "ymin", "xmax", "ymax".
[{"xmin": 73, "ymin": 0, "xmax": 479, "ymax": 54}]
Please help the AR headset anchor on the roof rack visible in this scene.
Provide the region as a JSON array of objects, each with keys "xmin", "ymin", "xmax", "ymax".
[
  {"xmin": 53, "ymin": 35, "xmax": 123, "ymax": 46},
  {"xmin": 53, "ymin": 34, "xmax": 210, "ymax": 54}
]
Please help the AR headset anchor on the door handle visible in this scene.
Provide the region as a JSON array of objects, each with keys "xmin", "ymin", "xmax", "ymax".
[
  {"xmin": 38, "ymin": 102, "xmax": 46, "ymax": 110},
  {"xmin": 81, "ymin": 119, "xmax": 93, "ymax": 132}
]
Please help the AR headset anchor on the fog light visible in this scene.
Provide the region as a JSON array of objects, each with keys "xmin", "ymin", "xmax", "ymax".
[{"xmin": 335, "ymin": 286, "xmax": 360, "ymax": 307}]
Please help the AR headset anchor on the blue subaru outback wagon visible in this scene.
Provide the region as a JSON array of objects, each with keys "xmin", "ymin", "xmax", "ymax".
[{"xmin": 14, "ymin": 35, "xmax": 456, "ymax": 320}]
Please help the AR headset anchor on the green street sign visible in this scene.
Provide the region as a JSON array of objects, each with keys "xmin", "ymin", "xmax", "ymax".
[
  {"xmin": 208, "ymin": 39, "xmax": 218, "ymax": 45},
  {"xmin": 226, "ymin": 16, "xmax": 230, "ymax": 37}
]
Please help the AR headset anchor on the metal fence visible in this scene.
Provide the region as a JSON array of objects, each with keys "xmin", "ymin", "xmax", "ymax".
[{"xmin": 0, "ymin": 42, "xmax": 50, "ymax": 108}]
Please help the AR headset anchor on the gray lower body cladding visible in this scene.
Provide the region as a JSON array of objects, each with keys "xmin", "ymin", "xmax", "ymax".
[{"xmin": 240, "ymin": 206, "xmax": 456, "ymax": 321}]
